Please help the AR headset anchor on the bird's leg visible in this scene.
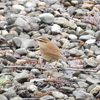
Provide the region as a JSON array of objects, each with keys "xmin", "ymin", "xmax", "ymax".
[
  {"xmin": 38, "ymin": 57, "xmax": 44, "ymax": 72},
  {"xmin": 38, "ymin": 57, "xmax": 48, "ymax": 72}
]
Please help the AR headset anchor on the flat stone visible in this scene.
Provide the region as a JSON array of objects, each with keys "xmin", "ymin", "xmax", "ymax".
[
  {"xmin": 39, "ymin": 13, "xmax": 54, "ymax": 24},
  {"xmin": 40, "ymin": 95, "xmax": 56, "ymax": 100}
]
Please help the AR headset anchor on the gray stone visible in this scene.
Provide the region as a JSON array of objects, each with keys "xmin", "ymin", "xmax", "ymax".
[
  {"xmin": 15, "ymin": 48, "xmax": 27, "ymax": 56},
  {"xmin": 95, "ymin": 31, "xmax": 100, "ymax": 40},
  {"xmin": 86, "ymin": 76, "xmax": 100, "ymax": 84},
  {"xmin": 51, "ymin": 24, "xmax": 62, "ymax": 34},
  {"xmin": 79, "ymin": 35, "xmax": 96, "ymax": 40},
  {"xmin": 10, "ymin": 96, "xmax": 23, "ymax": 100},
  {"xmin": 84, "ymin": 58, "xmax": 98, "ymax": 67},
  {"xmin": 30, "ymin": 23, "xmax": 39, "ymax": 31},
  {"xmin": 39, "ymin": 13, "xmax": 54, "ymax": 24},
  {"xmin": 52, "ymin": 91, "xmax": 65, "ymax": 99},
  {"xmin": 31, "ymin": 69, "xmax": 41, "ymax": 75},
  {"xmin": 4, "ymin": 33, "xmax": 18, "ymax": 40},
  {"xmin": 3, "ymin": 90, "xmax": 16, "ymax": 99},
  {"xmin": 14, "ymin": 72, "xmax": 29, "ymax": 83},
  {"xmin": 52, "ymin": 72, "xmax": 64, "ymax": 78},
  {"xmin": 0, "ymin": 95, "xmax": 7, "ymax": 100},
  {"xmin": 54, "ymin": 17, "xmax": 68, "ymax": 27},
  {"xmin": 40, "ymin": 95, "xmax": 55, "ymax": 100},
  {"xmin": 41, "ymin": 86, "xmax": 56, "ymax": 92},
  {"xmin": 13, "ymin": 37, "xmax": 22, "ymax": 48},
  {"xmin": 95, "ymin": 49, "xmax": 100, "ymax": 55},
  {"xmin": 27, "ymin": 84, "xmax": 38, "ymax": 92},
  {"xmin": 75, "ymin": 9, "xmax": 85, "ymax": 16},
  {"xmin": 73, "ymin": 90, "xmax": 93, "ymax": 100},
  {"xmin": 77, "ymin": 81, "xmax": 89, "ymax": 88},
  {"xmin": 60, "ymin": 86, "xmax": 75, "ymax": 92},
  {"xmin": 14, "ymin": 17, "xmax": 31, "ymax": 31},
  {"xmin": 21, "ymin": 39, "xmax": 38, "ymax": 49},
  {"xmin": 6, "ymin": 53, "xmax": 17, "ymax": 63}
]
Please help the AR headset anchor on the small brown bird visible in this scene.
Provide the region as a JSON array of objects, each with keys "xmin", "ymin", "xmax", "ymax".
[{"xmin": 36, "ymin": 37, "xmax": 66, "ymax": 63}]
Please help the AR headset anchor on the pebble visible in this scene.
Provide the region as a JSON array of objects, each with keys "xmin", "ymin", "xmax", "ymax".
[
  {"xmin": 40, "ymin": 95, "xmax": 56, "ymax": 100},
  {"xmin": 39, "ymin": 13, "xmax": 54, "ymax": 24},
  {"xmin": 9, "ymin": 96, "xmax": 23, "ymax": 100},
  {"xmin": 13, "ymin": 72, "xmax": 29, "ymax": 83},
  {"xmin": 51, "ymin": 24, "xmax": 62, "ymax": 34},
  {"xmin": 21, "ymin": 39, "xmax": 38, "ymax": 49},
  {"xmin": 0, "ymin": 95, "xmax": 7, "ymax": 100},
  {"xmin": 14, "ymin": 17, "xmax": 31, "ymax": 31},
  {"xmin": 12, "ymin": 4, "xmax": 25, "ymax": 10},
  {"xmin": 73, "ymin": 90, "xmax": 93, "ymax": 100},
  {"xmin": 52, "ymin": 91, "xmax": 65, "ymax": 99},
  {"xmin": 84, "ymin": 58, "xmax": 98, "ymax": 67},
  {"xmin": 15, "ymin": 48, "xmax": 27, "ymax": 55}
]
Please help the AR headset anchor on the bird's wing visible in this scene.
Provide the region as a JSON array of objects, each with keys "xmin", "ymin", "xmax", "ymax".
[{"xmin": 43, "ymin": 42, "xmax": 65, "ymax": 59}]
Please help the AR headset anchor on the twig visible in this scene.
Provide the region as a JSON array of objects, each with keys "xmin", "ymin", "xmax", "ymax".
[
  {"xmin": 64, "ymin": 68, "xmax": 99, "ymax": 72},
  {"xmin": 3, "ymin": 66, "xmax": 34, "ymax": 68}
]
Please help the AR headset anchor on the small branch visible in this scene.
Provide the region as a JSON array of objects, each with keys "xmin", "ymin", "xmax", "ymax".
[
  {"xmin": 3, "ymin": 66, "xmax": 34, "ymax": 68},
  {"xmin": 64, "ymin": 68, "xmax": 99, "ymax": 72}
]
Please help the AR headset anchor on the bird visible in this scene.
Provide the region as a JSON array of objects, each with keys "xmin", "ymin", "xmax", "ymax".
[{"xmin": 35, "ymin": 37, "xmax": 66, "ymax": 69}]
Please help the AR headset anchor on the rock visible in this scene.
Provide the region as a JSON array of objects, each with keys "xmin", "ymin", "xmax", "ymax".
[
  {"xmin": 38, "ymin": 2, "xmax": 46, "ymax": 7},
  {"xmin": 77, "ymin": 81, "xmax": 89, "ymax": 88},
  {"xmin": 0, "ymin": 95, "xmax": 7, "ymax": 100},
  {"xmin": 67, "ymin": 34, "xmax": 77, "ymax": 40},
  {"xmin": 85, "ymin": 39, "xmax": 96, "ymax": 44},
  {"xmin": 68, "ymin": 48, "xmax": 78, "ymax": 55},
  {"xmin": 40, "ymin": 95, "xmax": 55, "ymax": 100},
  {"xmin": 27, "ymin": 84, "xmax": 38, "ymax": 92},
  {"xmin": 51, "ymin": 24, "xmax": 62, "ymax": 34},
  {"xmin": 86, "ymin": 75, "xmax": 100, "ymax": 84},
  {"xmin": 30, "ymin": 23, "xmax": 39, "ymax": 31},
  {"xmin": 52, "ymin": 72, "xmax": 64, "ymax": 78},
  {"xmin": 84, "ymin": 58, "xmax": 98, "ymax": 67},
  {"xmin": 0, "ymin": 5, "xmax": 7, "ymax": 15},
  {"xmin": 14, "ymin": 17, "xmax": 31, "ymax": 31},
  {"xmin": 94, "ymin": 48, "xmax": 100, "ymax": 55},
  {"xmin": 81, "ymin": 2, "xmax": 94, "ymax": 9},
  {"xmin": 15, "ymin": 48, "xmax": 27, "ymax": 56},
  {"xmin": 21, "ymin": 39, "xmax": 38, "ymax": 49},
  {"xmin": 9, "ymin": 96, "xmax": 23, "ymax": 100},
  {"xmin": 79, "ymin": 35, "xmax": 96, "ymax": 40},
  {"xmin": 59, "ymin": 38, "xmax": 74, "ymax": 48},
  {"xmin": 95, "ymin": 31, "xmax": 100, "ymax": 40},
  {"xmin": 54, "ymin": 17, "xmax": 69, "ymax": 27},
  {"xmin": 0, "ymin": 30, "xmax": 9, "ymax": 36},
  {"xmin": 12, "ymin": 4, "xmax": 25, "ymax": 10},
  {"xmin": 52, "ymin": 91, "xmax": 65, "ymax": 99},
  {"xmin": 25, "ymin": 2, "xmax": 36, "ymax": 8},
  {"xmin": 13, "ymin": 37, "xmax": 22, "ymax": 48},
  {"xmin": 60, "ymin": 86, "xmax": 75, "ymax": 92},
  {"xmin": 73, "ymin": 90, "xmax": 93, "ymax": 100},
  {"xmin": 71, "ymin": 0, "xmax": 78, "ymax": 5},
  {"xmin": 31, "ymin": 69, "xmax": 41, "ymax": 75},
  {"xmin": 41, "ymin": 86, "xmax": 56, "ymax": 92},
  {"xmin": 75, "ymin": 9, "xmax": 85, "ymax": 16},
  {"xmin": 27, "ymin": 51, "xmax": 40, "ymax": 58},
  {"xmin": 3, "ymin": 90, "xmax": 16, "ymax": 99},
  {"xmin": 39, "ymin": 13, "xmax": 54, "ymax": 24},
  {"xmin": 4, "ymin": 33, "xmax": 18, "ymax": 40},
  {"xmin": 14, "ymin": 72, "xmax": 29, "ymax": 83},
  {"xmin": 90, "ymin": 85, "xmax": 100, "ymax": 95},
  {"xmin": 6, "ymin": 53, "xmax": 17, "ymax": 63}
]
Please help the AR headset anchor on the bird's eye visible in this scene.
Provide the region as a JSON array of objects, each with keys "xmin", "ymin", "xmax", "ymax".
[{"xmin": 39, "ymin": 40, "xmax": 47, "ymax": 43}]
